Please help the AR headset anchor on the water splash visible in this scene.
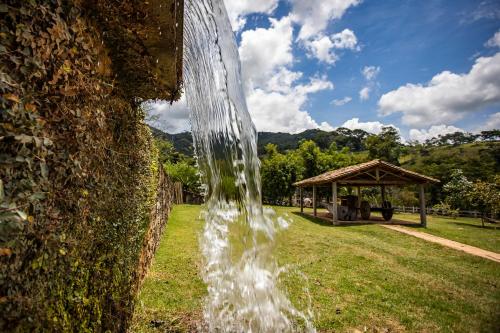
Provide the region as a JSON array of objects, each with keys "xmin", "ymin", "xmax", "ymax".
[{"xmin": 183, "ymin": 0, "xmax": 316, "ymax": 332}]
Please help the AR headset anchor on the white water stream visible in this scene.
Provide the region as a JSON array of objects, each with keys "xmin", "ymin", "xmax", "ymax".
[{"xmin": 183, "ymin": 0, "xmax": 316, "ymax": 331}]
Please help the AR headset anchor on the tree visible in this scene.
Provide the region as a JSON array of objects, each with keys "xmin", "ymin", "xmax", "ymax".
[
  {"xmin": 297, "ymin": 140, "xmax": 322, "ymax": 179},
  {"xmin": 364, "ymin": 126, "xmax": 401, "ymax": 164},
  {"xmin": 443, "ymin": 169, "xmax": 473, "ymax": 209},
  {"xmin": 261, "ymin": 150, "xmax": 300, "ymax": 205},
  {"xmin": 468, "ymin": 176, "xmax": 500, "ymax": 216},
  {"xmin": 164, "ymin": 161, "xmax": 200, "ymax": 193},
  {"xmin": 155, "ymin": 138, "xmax": 182, "ymax": 164},
  {"xmin": 480, "ymin": 130, "xmax": 500, "ymax": 142}
]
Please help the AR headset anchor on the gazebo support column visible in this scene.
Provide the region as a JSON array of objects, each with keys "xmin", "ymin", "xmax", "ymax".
[
  {"xmin": 332, "ymin": 182, "xmax": 338, "ymax": 224},
  {"xmin": 313, "ymin": 185, "xmax": 317, "ymax": 217},
  {"xmin": 357, "ymin": 186, "xmax": 362, "ymax": 219},
  {"xmin": 300, "ymin": 187, "xmax": 303, "ymax": 213},
  {"xmin": 419, "ymin": 184, "xmax": 427, "ymax": 227},
  {"xmin": 381, "ymin": 185, "xmax": 386, "ymax": 203}
]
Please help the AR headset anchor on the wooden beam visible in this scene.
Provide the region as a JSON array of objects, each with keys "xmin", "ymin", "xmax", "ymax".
[
  {"xmin": 381, "ymin": 184, "xmax": 386, "ymax": 202},
  {"xmin": 332, "ymin": 182, "xmax": 338, "ymax": 224},
  {"xmin": 376, "ymin": 168, "xmax": 380, "ymax": 182},
  {"xmin": 379, "ymin": 169, "xmax": 413, "ymax": 182},
  {"xmin": 300, "ymin": 187, "xmax": 303, "ymax": 213},
  {"xmin": 339, "ymin": 180, "xmax": 410, "ymax": 186},
  {"xmin": 313, "ymin": 185, "xmax": 317, "ymax": 217},
  {"xmin": 419, "ymin": 184, "xmax": 427, "ymax": 227}
]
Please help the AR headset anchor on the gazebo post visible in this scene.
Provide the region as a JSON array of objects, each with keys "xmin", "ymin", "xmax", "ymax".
[
  {"xmin": 313, "ymin": 185, "xmax": 317, "ymax": 217},
  {"xmin": 300, "ymin": 187, "xmax": 303, "ymax": 213},
  {"xmin": 419, "ymin": 184, "xmax": 427, "ymax": 227},
  {"xmin": 357, "ymin": 186, "xmax": 362, "ymax": 219},
  {"xmin": 381, "ymin": 185, "xmax": 386, "ymax": 203},
  {"xmin": 332, "ymin": 182, "xmax": 338, "ymax": 224}
]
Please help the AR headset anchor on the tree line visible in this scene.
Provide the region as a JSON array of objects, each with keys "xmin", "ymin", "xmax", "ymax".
[{"xmin": 153, "ymin": 126, "xmax": 499, "ymax": 216}]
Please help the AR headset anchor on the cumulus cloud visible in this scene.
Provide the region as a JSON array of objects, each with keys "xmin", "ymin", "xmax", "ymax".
[
  {"xmin": 247, "ymin": 76, "xmax": 334, "ymax": 133},
  {"xmin": 362, "ymin": 66, "xmax": 381, "ymax": 80},
  {"xmin": 305, "ymin": 29, "xmax": 359, "ymax": 64},
  {"xmin": 331, "ymin": 29, "xmax": 360, "ymax": 50},
  {"xmin": 358, "ymin": 66, "xmax": 380, "ymax": 101},
  {"xmin": 485, "ymin": 30, "xmax": 500, "ymax": 48},
  {"xmin": 289, "ymin": 0, "xmax": 362, "ymax": 40},
  {"xmin": 239, "ymin": 17, "xmax": 335, "ymax": 133},
  {"xmin": 409, "ymin": 125, "xmax": 465, "ymax": 142},
  {"xmin": 223, "ymin": 0, "xmax": 279, "ymax": 31},
  {"xmin": 332, "ymin": 96, "xmax": 352, "ymax": 106},
  {"xmin": 239, "ymin": 16, "xmax": 294, "ymax": 90},
  {"xmin": 378, "ymin": 52, "xmax": 500, "ymax": 127},
  {"xmin": 359, "ymin": 87, "xmax": 371, "ymax": 101},
  {"xmin": 144, "ymin": 96, "xmax": 191, "ymax": 134},
  {"xmin": 341, "ymin": 118, "xmax": 398, "ymax": 134},
  {"xmin": 482, "ymin": 112, "xmax": 500, "ymax": 130},
  {"xmin": 304, "ymin": 35, "xmax": 337, "ymax": 64}
]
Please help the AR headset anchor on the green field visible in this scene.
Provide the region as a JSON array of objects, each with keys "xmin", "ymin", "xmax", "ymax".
[
  {"xmin": 131, "ymin": 205, "xmax": 500, "ymax": 332},
  {"xmin": 393, "ymin": 213, "xmax": 500, "ymax": 253}
]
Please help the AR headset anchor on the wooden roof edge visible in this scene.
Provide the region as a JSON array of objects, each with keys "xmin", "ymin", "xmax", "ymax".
[{"xmin": 293, "ymin": 159, "xmax": 440, "ymax": 187}]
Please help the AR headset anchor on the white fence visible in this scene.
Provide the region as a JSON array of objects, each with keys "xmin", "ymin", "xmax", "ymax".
[{"xmin": 394, "ymin": 206, "xmax": 484, "ymax": 218}]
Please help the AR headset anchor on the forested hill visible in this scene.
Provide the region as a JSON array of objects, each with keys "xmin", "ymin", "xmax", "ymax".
[
  {"xmin": 150, "ymin": 127, "xmax": 195, "ymax": 156},
  {"xmin": 151, "ymin": 126, "xmax": 499, "ymax": 159},
  {"xmin": 150, "ymin": 127, "xmax": 371, "ymax": 156}
]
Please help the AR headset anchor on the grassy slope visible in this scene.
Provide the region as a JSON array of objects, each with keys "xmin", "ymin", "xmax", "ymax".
[
  {"xmin": 393, "ymin": 213, "xmax": 500, "ymax": 253},
  {"xmin": 130, "ymin": 205, "xmax": 206, "ymax": 332},
  {"xmin": 132, "ymin": 205, "xmax": 500, "ymax": 332}
]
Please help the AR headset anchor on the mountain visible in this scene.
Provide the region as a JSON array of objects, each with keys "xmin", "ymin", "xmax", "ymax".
[
  {"xmin": 150, "ymin": 127, "xmax": 371, "ymax": 156},
  {"xmin": 149, "ymin": 127, "xmax": 194, "ymax": 156}
]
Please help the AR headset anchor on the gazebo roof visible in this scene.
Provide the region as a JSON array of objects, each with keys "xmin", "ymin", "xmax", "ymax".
[{"xmin": 294, "ymin": 159, "xmax": 440, "ymax": 187}]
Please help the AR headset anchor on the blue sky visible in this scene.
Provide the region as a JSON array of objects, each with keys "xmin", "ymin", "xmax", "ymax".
[{"xmin": 150, "ymin": 0, "xmax": 500, "ymax": 142}]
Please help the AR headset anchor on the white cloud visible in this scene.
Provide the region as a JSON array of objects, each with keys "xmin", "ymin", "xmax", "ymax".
[
  {"xmin": 485, "ymin": 30, "xmax": 500, "ymax": 48},
  {"xmin": 482, "ymin": 112, "xmax": 500, "ymax": 130},
  {"xmin": 362, "ymin": 66, "xmax": 381, "ymax": 81},
  {"xmin": 290, "ymin": 0, "xmax": 362, "ymax": 40},
  {"xmin": 409, "ymin": 125, "xmax": 465, "ymax": 142},
  {"xmin": 239, "ymin": 16, "xmax": 335, "ymax": 133},
  {"xmin": 358, "ymin": 66, "xmax": 380, "ymax": 101},
  {"xmin": 144, "ymin": 96, "xmax": 191, "ymax": 134},
  {"xmin": 223, "ymin": 0, "xmax": 279, "ymax": 31},
  {"xmin": 331, "ymin": 29, "xmax": 359, "ymax": 50},
  {"xmin": 239, "ymin": 16, "xmax": 294, "ymax": 90},
  {"xmin": 341, "ymin": 118, "xmax": 398, "ymax": 134},
  {"xmin": 378, "ymin": 52, "xmax": 500, "ymax": 127},
  {"xmin": 319, "ymin": 122, "xmax": 335, "ymax": 131},
  {"xmin": 332, "ymin": 96, "xmax": 352, "ymax": 106},
  {"xmin": 247, "ymin": 76, "xmax": 334, "ymax": 133},
  {"xmin": 305, "ymin": 35, "xmax": 338, "ymax": 64},
  {"xmin": 359, "ymin": 87, "xmax": 371, "ymax": 101},
  {"xmin": 305, "ymin": 29, "xmax": 359, "ymax": 64}
]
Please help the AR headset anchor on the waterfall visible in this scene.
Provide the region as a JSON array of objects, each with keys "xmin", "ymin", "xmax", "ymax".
[{"xmin": 183, "ymin": 0, "xmax": 316, "ymax": 331}]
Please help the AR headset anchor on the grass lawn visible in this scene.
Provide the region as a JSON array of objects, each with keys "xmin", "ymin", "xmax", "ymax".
[
  {"xmin": 131, "ymin": 205, "xmax": 500, "ymax": 332},
  {"xmin": 392, "ymin": 213, "xmax": 500, "ymax": 253}
]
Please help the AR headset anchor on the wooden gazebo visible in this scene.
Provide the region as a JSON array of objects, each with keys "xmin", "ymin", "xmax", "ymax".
[{"xmin": 293, "ymin": 159, "xmax": 440, "ymax": 227}]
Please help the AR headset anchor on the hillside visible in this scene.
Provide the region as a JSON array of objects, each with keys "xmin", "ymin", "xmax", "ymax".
[{"xmin": 151, "ymin": 127, "xmax": 370, "ymax": 156}]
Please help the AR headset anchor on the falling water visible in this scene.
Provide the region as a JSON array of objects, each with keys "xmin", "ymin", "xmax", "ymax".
[{"xmin": 183, "ymin": 0, "xmax": 316, "ymax": 332}]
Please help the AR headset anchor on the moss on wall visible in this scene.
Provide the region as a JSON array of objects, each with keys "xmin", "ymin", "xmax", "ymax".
[{"xmin": 0, "ymin": 0, "xmax": 183, "ymax": 331}]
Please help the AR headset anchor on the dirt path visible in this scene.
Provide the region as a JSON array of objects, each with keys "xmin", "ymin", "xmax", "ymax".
[{"xmin": 382, "ymin": 225, "xmax": 500, "ymax": 263}]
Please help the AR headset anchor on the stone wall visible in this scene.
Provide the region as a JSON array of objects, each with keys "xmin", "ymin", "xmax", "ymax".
[{"xmin": 0, "ymin": 0, "xmax": 183, "ymax": 331}]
